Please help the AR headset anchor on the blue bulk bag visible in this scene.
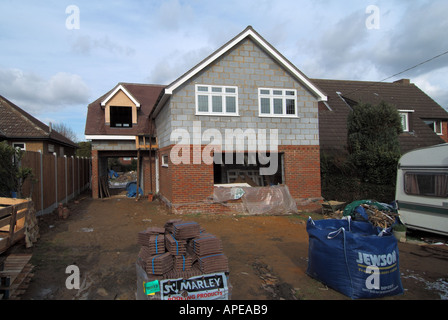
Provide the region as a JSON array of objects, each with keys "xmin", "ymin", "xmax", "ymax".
[{"xmin": 306, "ymin": 217, "xmax": 403, "ymax": 299}]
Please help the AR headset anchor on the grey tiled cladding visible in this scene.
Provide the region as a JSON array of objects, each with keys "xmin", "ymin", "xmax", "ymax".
[{"xmin": 156, "ymin": 38, "xmax": 319, "ymax": 150}]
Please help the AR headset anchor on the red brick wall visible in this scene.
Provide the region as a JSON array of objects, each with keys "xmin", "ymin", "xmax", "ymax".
[
  {"xmin": 163, "ymin": 144, "xmax": 214, "ymax": 205},
  {"xmin": 440, "ymin": 120, "xmax": 448, "ymax": 143},
  {"xmin": 280, "ymin": 145, "xmax": 322, "ymax": 200},
  {"xmin": 157, "ymin": 144, "xmax": 322, "ymax": 214},
  {"xmin": 158, "ymin": 145, "xmax": 173, "ymax": 203}
]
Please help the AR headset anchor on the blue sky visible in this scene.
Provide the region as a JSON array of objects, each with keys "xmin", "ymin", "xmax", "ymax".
[{"xmin": 1, "ymin": 0, "xmax": 447, "ymax": 141}]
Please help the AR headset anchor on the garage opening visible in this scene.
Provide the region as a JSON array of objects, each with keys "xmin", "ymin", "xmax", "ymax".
[
  {"xmin": 213, "ymin": 152, "xmax": 283, "ymax": 187},
  {"xmin": 107, "ymin": 157, "xmax": 138, "ymax": 193}
]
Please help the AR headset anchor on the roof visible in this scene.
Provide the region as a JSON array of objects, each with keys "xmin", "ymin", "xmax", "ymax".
[
  {"xmin": 85, "ymin": 82, "xmax": 165, "ymax": 137},
  {"xmin": 151, "ymin": 25, "xmax": 327, "ymax": 118},
  {"xmin": 399, "ymin": 143, "xmax": 448, "ymax": 168},
  {"xmin": 101, "ymin": 84, "xmax": 141, "ymax": 108},
  {"xmin": 313, "ymin": 78, "xmax": 448, "ymax": 154},
  {"xmin": 0, "ymin": 95, "xmax": 78, "ymax": 148}
]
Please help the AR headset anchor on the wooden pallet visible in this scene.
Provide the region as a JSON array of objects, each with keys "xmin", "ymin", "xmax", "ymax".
[
  {"xmin": 0, "ymin": 253, "xmax": 34, "ymax": 300},
  {"xmin": 0, "ymin": 197, "xmax": 32, "ymax": 254}
]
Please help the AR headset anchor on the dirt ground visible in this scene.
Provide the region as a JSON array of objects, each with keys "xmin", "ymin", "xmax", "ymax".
[{"xmin": 6, "ymin": 192, "xmax": 448, "ymax": 300}]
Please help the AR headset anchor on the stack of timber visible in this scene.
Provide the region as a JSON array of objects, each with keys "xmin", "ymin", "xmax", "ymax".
[
  {"xmin": 99, "ymin": 176, "xmax": 110, "ymax": 198},
  {"xmin": 322, "ymin": 201, "xmax": 346, "ymax": 218},
  {"xmin": 0, "ymin": 197, "xmax": 34, "ymax": 254},
  {"xmin": 0, "ymin": 254, "xmax": 34, "ymax": 300}
]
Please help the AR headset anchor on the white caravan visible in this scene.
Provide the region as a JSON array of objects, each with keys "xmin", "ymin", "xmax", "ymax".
[{"xmin": 395, "ymin": 143, "xmax": 448, "ymax": 236}]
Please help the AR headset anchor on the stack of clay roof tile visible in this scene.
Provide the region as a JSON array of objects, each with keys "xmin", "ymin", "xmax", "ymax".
[
  {"xmin": 191, "ymin": 233, "xmax": 223, "ymax": 256},
  {"xmin": 173, "ymin": 253, "xmax": 194, "ymax": 272},
  {"xmin": 197, "ymin": 253, "xmax": 229, "ymax": 274},
  {"xmin": 144, "ymin": 252, "xmax": 173, "ymax": 275},
  {"xmin": 165, "ymin": 220, "xmax": 200, "ymax": 239},
  {"xmin": 138, "ymin": 227, "xmax": 165, "ymax": 246},
  {"xmin": 165, "ymin": 233, "xmax": 187, "ymax": 255}
]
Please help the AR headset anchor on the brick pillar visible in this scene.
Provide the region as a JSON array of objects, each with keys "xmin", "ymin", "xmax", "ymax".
[
  {"xmin": 281, "ymin": 145, "xmax": 321, "ymax": 199},
  {"xmin": 91, "ymin": 149, "xmax": 99, "ymax": 199}
]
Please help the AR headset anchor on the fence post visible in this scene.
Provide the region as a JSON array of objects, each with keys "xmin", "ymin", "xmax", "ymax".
[
  {"xmin": 64, "ymin": 155, "xmax": 68, "ymax": 204},
  {"xmin": 54, "ymin": 152, "xmax": 57, "ymax": 207},
  {"xmin": 39, "ymin": 150, "xmax": 44, "ymax": 214},
  {"xmin": 71, "ymin": 155, "xmax": 74, "ymax": 199},
  {"xmin": 77, "ymin": 156, "xmax": 80, "ymax": 196}
]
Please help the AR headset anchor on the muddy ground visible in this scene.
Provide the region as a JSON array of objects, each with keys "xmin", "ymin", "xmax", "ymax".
[{"xmin": 6, "ymin": 192, "xmax": 448, "ymax": 300}]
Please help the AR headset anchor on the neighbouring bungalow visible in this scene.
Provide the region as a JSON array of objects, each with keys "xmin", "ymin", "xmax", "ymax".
[{"xmin": 0, "ymin": 95, "xmax": 78, "ymax": 156}]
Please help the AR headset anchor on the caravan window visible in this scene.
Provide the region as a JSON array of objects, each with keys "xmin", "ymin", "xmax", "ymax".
[{"xmin": 404, "ymin": 172, "xmax": 448, "ymax": 198}]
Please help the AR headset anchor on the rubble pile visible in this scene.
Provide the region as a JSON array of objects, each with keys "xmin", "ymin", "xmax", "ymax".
[
  {"xmin": 136, "ymin": 219, "xmax": 229, "ymax": 281},
  {"xmin": 324, "ymin": 199, "xmax": 399, "ymax": 229}
]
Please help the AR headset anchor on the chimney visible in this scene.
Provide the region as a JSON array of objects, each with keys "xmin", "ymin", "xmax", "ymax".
[{"xmin": 394, "ymin": 79, "xmax": 411, "ymax": 85}]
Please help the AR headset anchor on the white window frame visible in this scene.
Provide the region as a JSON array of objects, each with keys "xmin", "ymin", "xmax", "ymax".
[
  {"xmin": 423, "ymin": 119, "xmax": 443, "ymax": 135},
  {"xmin": 12, "ymin": 142, "xmax": 26, "ymax": 151},
  {"xmin": 162, "ymin": 154, "xmax": 169, "ymax": 167},
  {"xmin": 258, "ymin": 88, "xmax": 298, "ymax": 117},
  {"xmin": 399, "ymin": 113, "xmax": 409, "ymax": 132},
  {"xmin": 398, "ymin": 110, "xmax": 414, "ymax": 132},
  {"xmin": 435, "ymin": 120, "xmax": 443, "ymax": 135},
  {"xmin": 195, "ymin": 84, "xmax": 239, "ymax": 116}
]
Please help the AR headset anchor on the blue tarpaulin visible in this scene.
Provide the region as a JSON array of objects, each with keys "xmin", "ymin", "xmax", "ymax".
[
  {"xmin": 126, "ymin": 182, "xmax": 143, "ymax": 198},
  {"xmin": 109, "ymin": 170, "xmax": 119, "ymax": 179}
]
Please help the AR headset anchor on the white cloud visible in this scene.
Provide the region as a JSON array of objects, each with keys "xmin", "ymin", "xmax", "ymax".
[
  {"xmin": 71, "ymin": 34, "xmax": 136, "ymax": 57},
  {"xmin": 0, "ymin": 67, "xmax": 90, "ymax": 114},
  {"xmin": 413, "ymin": 67, "xmax": 448, "ymax": 110}
]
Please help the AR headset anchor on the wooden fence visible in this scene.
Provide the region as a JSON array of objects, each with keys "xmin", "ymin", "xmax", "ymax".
[{"xmin": 19, "ymin": 151, "xmax": 91, "ymax": 216}]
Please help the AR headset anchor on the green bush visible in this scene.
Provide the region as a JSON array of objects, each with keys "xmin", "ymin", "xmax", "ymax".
[
  {"xmin": 321, "ymin": 101, "xmax": 402, "ymax": 203},
  {"xmin": 0, "ymin": 141, "xmax": 33, "ymax": 197},
  {"xmin": 347, "ymin": 101, "xmax": 402, "ymax": 185}
]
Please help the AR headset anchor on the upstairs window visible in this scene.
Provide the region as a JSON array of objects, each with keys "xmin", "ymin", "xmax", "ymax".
[
  {"xmin": 110, "ymin": 106, "xmax": 132, "ymax": 128},
  {"xmin": 259, "ymin": 88, "xmax": 297, "ymax": 117},
  {"xmin": 399, "ymin": 113, "xmax": 409, "ymax": 132},
  {"xmin": 424, "ymin": 120, "xmax": 443, "ymax": 135},
  {"xmin": 398, "ymin": 110, "xmax": 414, "ymax": 132},
  {"xmin": 195, "ymin": 85, "xmax": 238, "ymax": 116}
]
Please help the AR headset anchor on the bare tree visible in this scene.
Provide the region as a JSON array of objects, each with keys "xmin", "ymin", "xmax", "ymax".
[{"xmin": 51, "ymin": 122, "xmax": 78, "ymax": 143}]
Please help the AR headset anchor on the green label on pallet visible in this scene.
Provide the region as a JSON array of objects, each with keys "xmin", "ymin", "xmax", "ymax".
[{"xmin": 144, "ymin": 280, "xmax": 160, "ymax": 295}]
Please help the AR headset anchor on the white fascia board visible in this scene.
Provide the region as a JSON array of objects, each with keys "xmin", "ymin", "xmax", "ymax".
[
  {"xmin": 164, "ymin": 28, "xmax": 327, "ymax": 102},
  {"xmin": 85, "ymin": 135, "xmax": 136, "ymax": 140},
  {"xmin": 100, "ymin": 84, "xmax": 141, "ymax": 107}
]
